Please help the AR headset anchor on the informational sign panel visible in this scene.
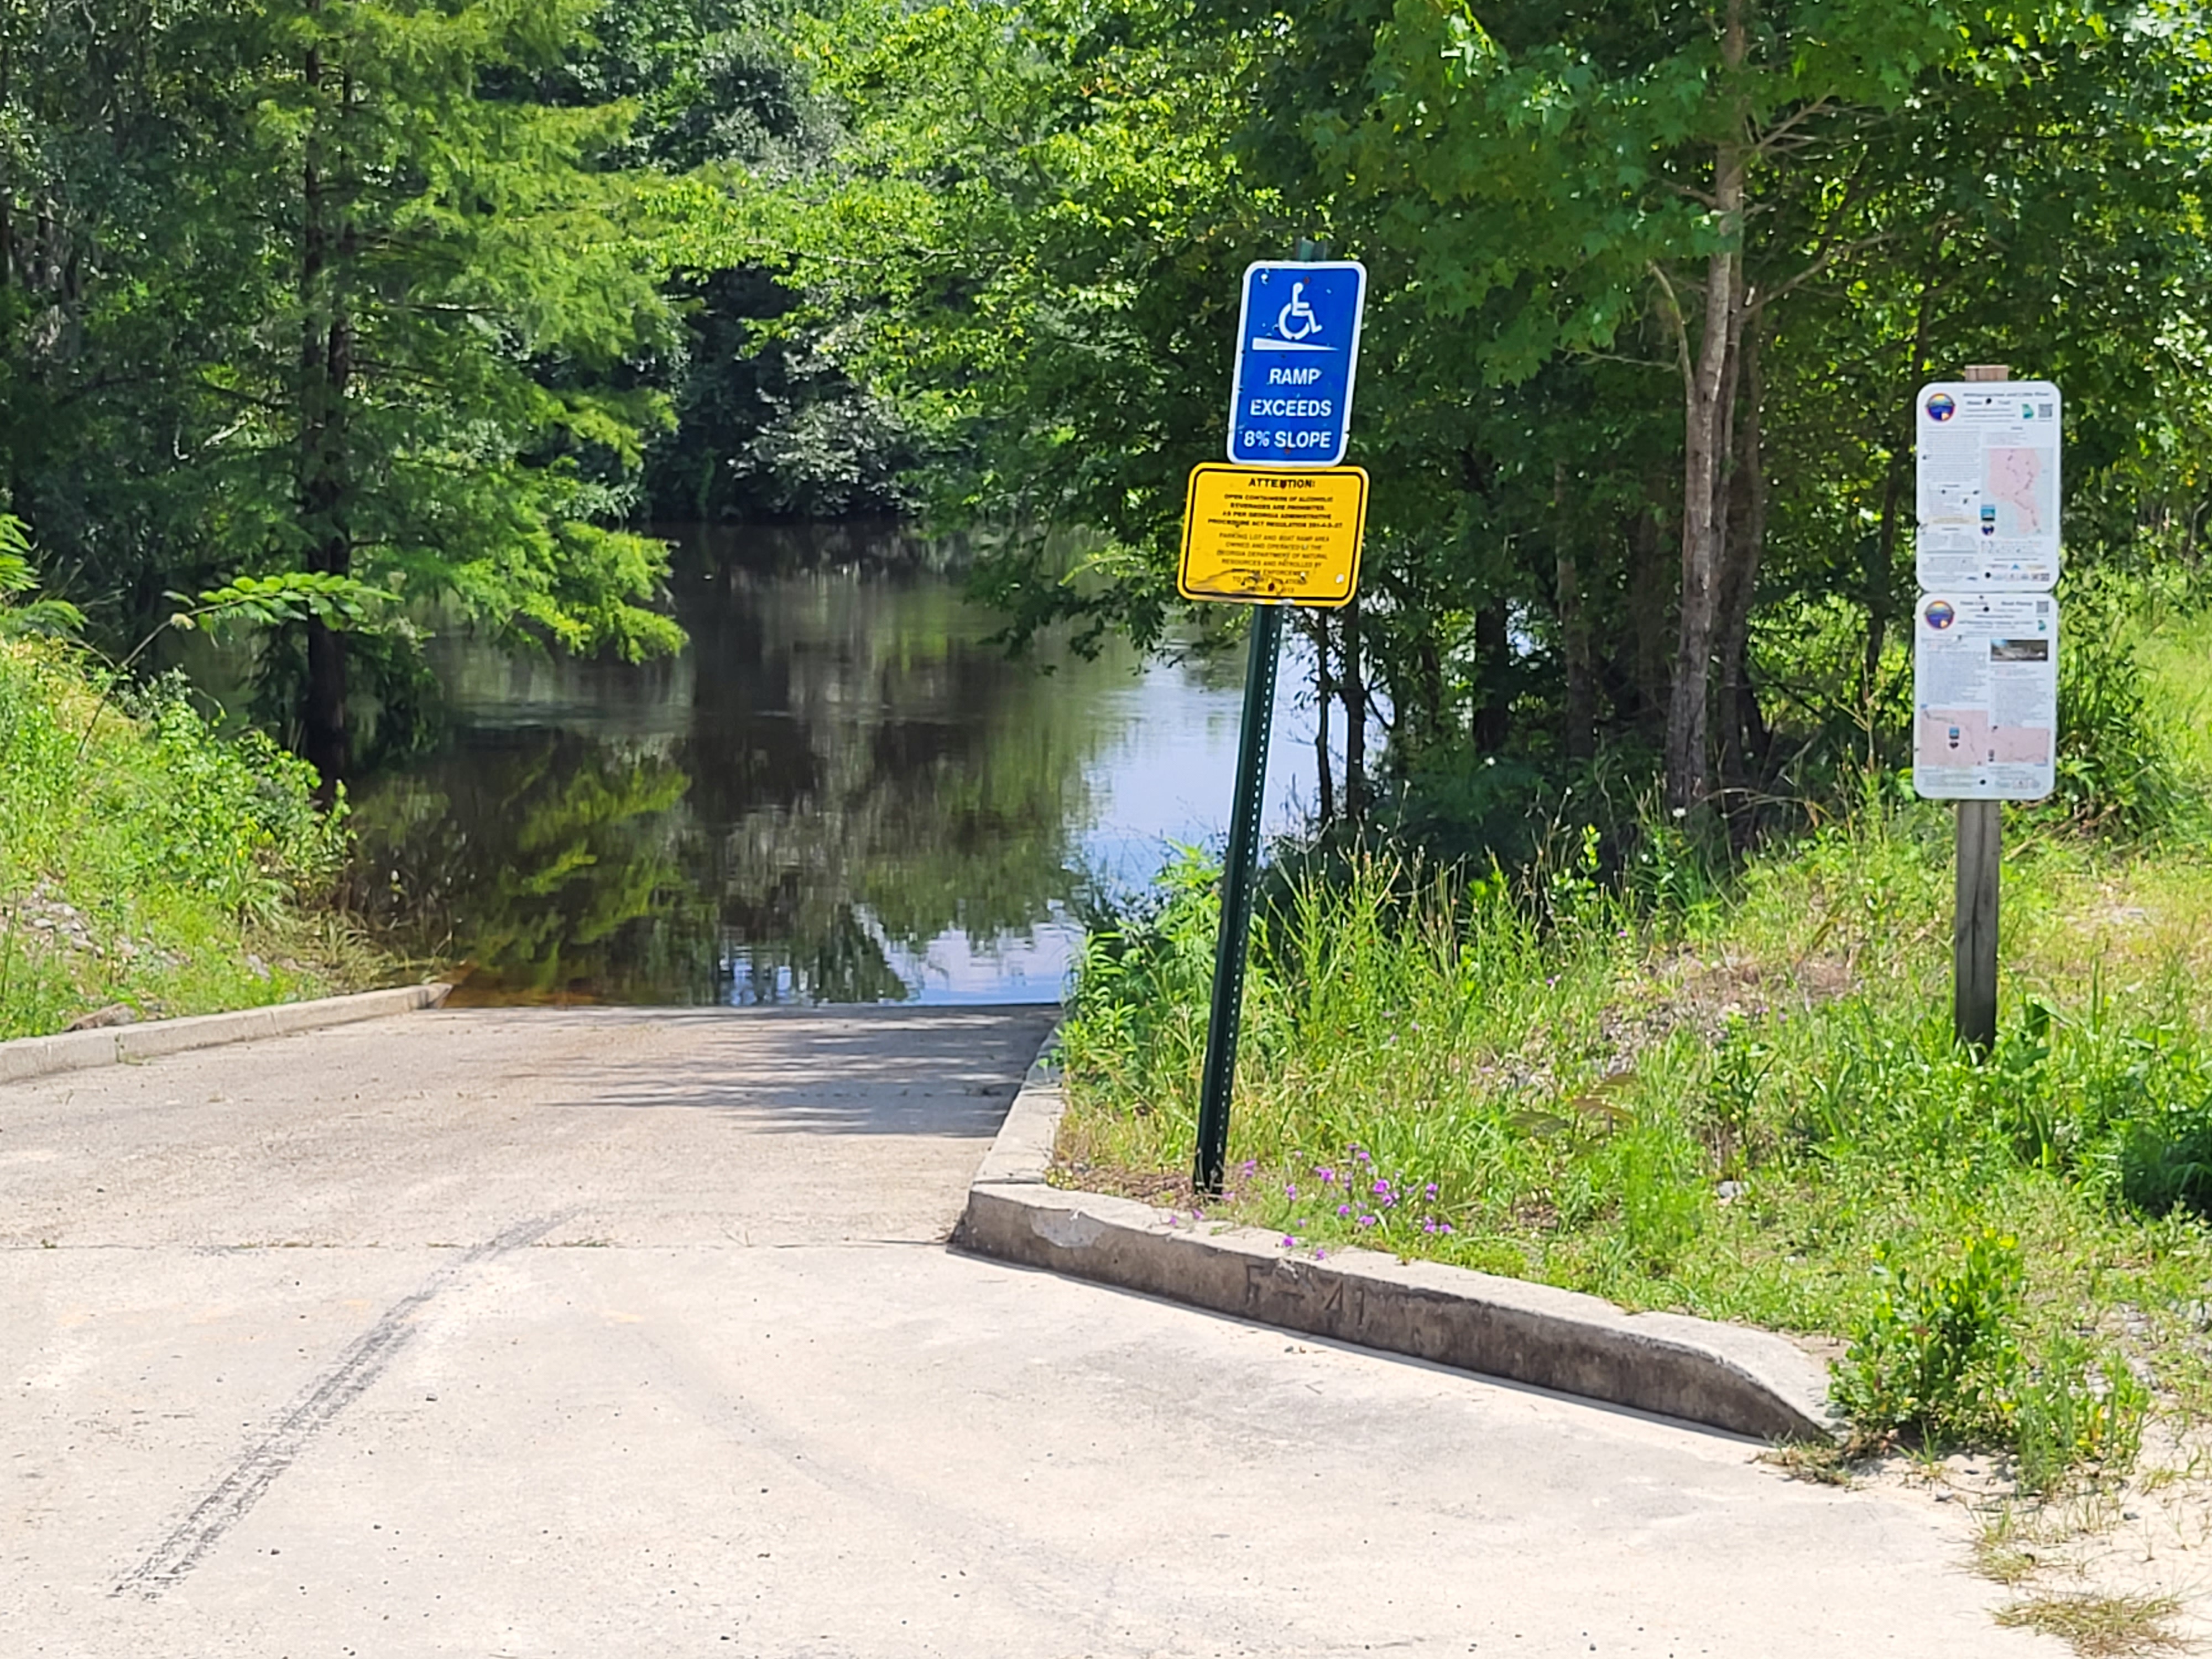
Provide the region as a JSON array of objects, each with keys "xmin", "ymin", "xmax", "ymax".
[
  {"xmin": 1915, "ymin": 380, "xmax": 2063, "ymax": 591},
  {"xmin": 1178, "ymin": 463, "xmax": 1366, "ymax": 606},
  {"xmin": 1913, "ymin": 591, "xmax": 2059, "ymax": 801},
  {"xmin": 1226, "ymin": 261, "xmax": 1367, "ymax": 467}
]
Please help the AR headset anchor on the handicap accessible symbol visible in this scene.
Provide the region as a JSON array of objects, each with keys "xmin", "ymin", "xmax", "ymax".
[{"xmin": 1255, "ymin": 280, "xmax": 1331, "ymax": 353}]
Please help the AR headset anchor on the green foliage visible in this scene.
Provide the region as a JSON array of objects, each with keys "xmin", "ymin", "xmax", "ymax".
[
  {"xmin": 0, "ymin": 636, "xmax": 367, "ymax": 1040},
  {"xmin": 1833, "ymin": 1230, "xmax": 2026, "ymax": 1444},
  {"xmin": 2115, "ymin": 1063, "xmax": 2212, "ymax": 1221},
  {"xmin": 2044, "ymin": 577, "xmax": 2196, "ymax": 834},
  {"xmin": 676, "ymin": 0, "xmax": 1274, "ymax": 652},
  {"xmin": 1060, "ymin": 846, "xmax": 1234, "ymax": 1130},
  {"xmin": 168, "ymin": 573, "xmax": 395, "ymax": 638},
  {"xmin": 0, "ymin": 515, "xmax": 83, "ymax": 641},
  {"xmin": 1824, "ymin": 1224, "xmax": 2141, "ymax": 1492},
  {"xmin": 0, "ymin": 0, "xmax": 685, "ymax": 771},
  {"xmin": 703, "ymin": 0, "xmax": 2212, "ymax": 845},
  {"xmin": 129, "ymin": 684, "xmax": 348, "ymax": 926}
]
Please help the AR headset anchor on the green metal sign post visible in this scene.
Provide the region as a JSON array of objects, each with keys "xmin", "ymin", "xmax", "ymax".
[{"xmin": 1192, "ymin": 602, "xmax": 1284, "ymax": 1193}]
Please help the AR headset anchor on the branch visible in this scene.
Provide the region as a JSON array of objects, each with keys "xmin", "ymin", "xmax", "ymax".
[
  {"xmin": 192, "ymin": 378, "xmax": 288, "ymax": 415},
  {"xmin": 1751, "ymin": 218, "xmax": 1960, "ymax": 316},
  {"xmin": 1647, "ymin": 262, "xmax": 1694, "ymax": 388},
  {"xmin": 1749, "ymin": 97, "xmax": 1840, "ymax": 155},
  {"xmin": 1575, "ymin": 349, "xmax": 1678, "ymax": 372}
]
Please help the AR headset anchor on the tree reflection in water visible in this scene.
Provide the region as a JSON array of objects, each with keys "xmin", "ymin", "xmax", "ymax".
[{"xmin": 348, "ymin": 524, "xmax": 1131, "ymax": 1005}]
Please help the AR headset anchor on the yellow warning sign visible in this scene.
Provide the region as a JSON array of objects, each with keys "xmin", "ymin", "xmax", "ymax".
[{"xmin": 1177, "ymin": 464, "xmax": 1366, "ymax": 607}]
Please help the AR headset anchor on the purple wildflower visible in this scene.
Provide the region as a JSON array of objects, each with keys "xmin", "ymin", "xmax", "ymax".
[
  {"xmin": 1425, "ymin": 1182, "xmax": 1438, "ymax": 1199},
  {"xmin": 1372, "ymin": 1178, "xmax": 1391, "ymax": 1197},
  {"xmin": 1286, "ymin": 1183, "xmax": 1299, "ymax": 1200},
  {"xmin": 1337, "ymin": 1203, "xmax": 1351, "ymax": 1217},
  {"xmin": 1317, "ymin": 1167, "xmax": 1336, "ymax": 1184},
  {"xmin": 1358, "ymin": 1214, "xmax": 1378, "ymax": 1228}
]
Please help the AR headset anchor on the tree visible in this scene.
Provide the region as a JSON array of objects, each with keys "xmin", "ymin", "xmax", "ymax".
[
  {"xmin": 238, "ymin": 0, "xmax": 685, "ymax": 780},
  {"xmin": 671, "ymin": 0, "xmax": 2212, "ymax": 844},
  {"xmin": 0, "ymin": 0, "xmax": 684, "ymax": 782}
]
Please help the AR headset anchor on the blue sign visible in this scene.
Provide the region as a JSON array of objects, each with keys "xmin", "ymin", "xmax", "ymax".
[{"xmin": 1227, "ymin": 260, "xmax": 1367, "ymax": 467}]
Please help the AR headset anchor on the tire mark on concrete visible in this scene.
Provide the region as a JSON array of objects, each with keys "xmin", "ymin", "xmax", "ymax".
[{"xmin": 113, "ymin": 1210, "xmax": 570, "ymax": 1600}]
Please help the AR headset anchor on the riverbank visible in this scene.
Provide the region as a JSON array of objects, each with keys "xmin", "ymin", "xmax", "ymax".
[
  {"xmin": 0, "ymin": 637, "xmax": 392, "ymax": 1041},
  {"xmin": 1056, "ymin": 603, "xmax": 2212, "ymax": 1494}
]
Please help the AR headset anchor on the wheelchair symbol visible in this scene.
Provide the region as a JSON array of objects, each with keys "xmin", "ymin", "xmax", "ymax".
[{"xmin": 1276, "ymin": 282, "xmax": 1321, "ymax": 342}]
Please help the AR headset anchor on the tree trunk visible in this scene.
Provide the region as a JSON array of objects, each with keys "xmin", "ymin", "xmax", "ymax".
[
  {"xmin": 1340, "ymin": 594, "xmax": 1366, "ymax": 821},
  {"xmin": 1715, "ymin": 310, "xmax": 1766, "ymax": 811},
  {"xmin": 1306, "ymin": 612, "xmax": 1335, "ymax": 826},
  {"xmin": 1662, "ymin": 0, "xmax": 1747, "ymax": 815},
  {"xmin": 1556, "ymin": 461, "xmax": 1595, "ymax": 759},
  {"xmin": 1863, "ymin": 261, "xmax": 1942, "ymax": 718},
  {"xmin": 1473, "ymin": 603, "xmax": 1510, "ymax": 753},
  {"xmin": 298, "ymin": 38, "xmax": 351, "ymax": 790}
]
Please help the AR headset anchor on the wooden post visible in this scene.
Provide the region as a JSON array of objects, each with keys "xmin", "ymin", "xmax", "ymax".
[
  {"xmin": 1954, "ymin": 796, "xmax": 2001, "ymax": 1053},
  {"xmin": 1953, "ymin": 364, "xmax": 2008, "ymax": 1054}
]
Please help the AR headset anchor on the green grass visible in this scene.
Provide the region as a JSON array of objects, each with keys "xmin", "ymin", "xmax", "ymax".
[
  {"xmin": 1058, "ymin": 604, "xmax": 2212, "ymax": 1476},
  {"xmin": 0, "ymin": 636, "xmax": 387, "ymax": 1040}
]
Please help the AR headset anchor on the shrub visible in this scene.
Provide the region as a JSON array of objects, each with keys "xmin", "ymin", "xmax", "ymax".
[
  {"xmin": 1834, "ymin": 1229, "xmax": 2026, "ymax": 1445},
  {"xmin": 2118, "ymin": 1095, "xmax": 2212, "ymax": 1220},
  {"xmin": 2047, "ymin": 577, "xmax": 2189, "ymax": 834}
]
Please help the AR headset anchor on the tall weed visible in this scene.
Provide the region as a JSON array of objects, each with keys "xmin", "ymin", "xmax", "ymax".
[{"xmin": 2014, "ymin": 1338, "xmax": 2151, "ymax": 1496}]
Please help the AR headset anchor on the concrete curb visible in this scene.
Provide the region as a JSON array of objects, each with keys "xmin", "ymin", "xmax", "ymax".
[
  {"xmin": 954, "ymin": 1041, "xmax": 1839, "ymax": 1443},
  {"xmin": 0, "ymin": 983, "xmax": 454, "ymax": 1088}
]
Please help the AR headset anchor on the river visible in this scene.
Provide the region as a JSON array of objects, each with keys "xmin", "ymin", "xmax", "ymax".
[{"xmin": 346, "ymin": 524, "xmax": 1326, "ymax": 1006}]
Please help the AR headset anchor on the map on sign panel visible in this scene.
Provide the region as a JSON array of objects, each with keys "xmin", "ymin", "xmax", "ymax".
[
  {"xmin": 1227, "ymin": 261, "xmax": 1367, "ymax": 467},
  {"xmin": 1914, "ymin": 380, "xmax": 2063, "ymax": 591}
]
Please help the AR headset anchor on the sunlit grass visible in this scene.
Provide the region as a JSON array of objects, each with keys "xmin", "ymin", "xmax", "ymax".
[
  {"xmin": 0, "ymin": 638, "xmax": 382, "ymax": 1040},
  {"xmin": 1058, "ymin": 608, "xmax": 2212, "ymax": 1469}
]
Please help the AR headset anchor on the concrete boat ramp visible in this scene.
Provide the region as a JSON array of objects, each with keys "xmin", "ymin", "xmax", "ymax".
[{"xmin": 2, "ymin": 1003, "xmax": 2056, "ymax": 1656}]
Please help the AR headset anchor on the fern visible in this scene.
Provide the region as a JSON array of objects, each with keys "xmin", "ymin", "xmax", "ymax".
[{"xmin": 0, "ymin": 516, "xmax": 84, "ymax": 640}]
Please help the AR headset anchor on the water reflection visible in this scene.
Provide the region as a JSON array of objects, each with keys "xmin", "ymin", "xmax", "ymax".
[{"xmin": 349, "ymin": 524, "xmax": 1316, "ymax": 1006}]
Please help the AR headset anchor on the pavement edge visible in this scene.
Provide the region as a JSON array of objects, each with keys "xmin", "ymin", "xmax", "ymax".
[
  {"xmin": 954, "ymin": 1036, "xmax": 1839, "ymax": 1443},
  {"xmin": 0, "ymin": 982, "xmax": 455, "ymax": 1087}
]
